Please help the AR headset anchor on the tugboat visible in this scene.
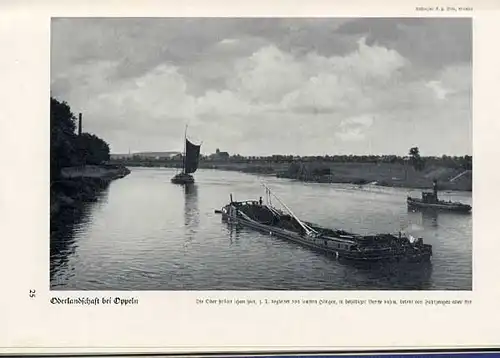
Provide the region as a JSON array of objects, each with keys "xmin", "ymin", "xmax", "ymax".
[
  {"xmin": 217, "ymin": 184, "xmax": 432, "ymax": 263},
  {"xmin": 407, "ymin": 180, "xmax": 471, "ymax": 213},
  {"xmin": 171, "ymin": 126, "xmax": 201, "ymax": 185}
]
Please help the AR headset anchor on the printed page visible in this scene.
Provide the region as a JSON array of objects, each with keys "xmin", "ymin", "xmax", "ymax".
[{"xmin": 0, "ymin": 0, "xmax": 498, "ymax": 355}]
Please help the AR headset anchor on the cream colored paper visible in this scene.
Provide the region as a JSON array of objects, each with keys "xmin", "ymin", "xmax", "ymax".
[{"xmin": 1, "ymin": 0, "xmax": 498, "ymax": 355}]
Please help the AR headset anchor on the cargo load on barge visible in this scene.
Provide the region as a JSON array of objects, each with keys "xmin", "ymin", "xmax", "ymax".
[{"xmin": 218, "ymin": 184, "xmax": 432, "ymax": 263}]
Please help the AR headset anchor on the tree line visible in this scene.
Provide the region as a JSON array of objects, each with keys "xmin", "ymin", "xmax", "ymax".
[
  {"xmin": 116, "ymin": 150, "xmax": 472, "ymax": 171},
  {"xmin": 51, "ymin": 97, "xmax": 110, "ymax": 181}
]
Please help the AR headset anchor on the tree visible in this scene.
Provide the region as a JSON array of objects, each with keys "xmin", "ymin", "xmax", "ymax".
[
  {"xmin": 462, "ymin": 155, "xmax": 472, "ymax": 170},
  {"xmin": 51, "ymin": 97, "xmax": 78, "ymax": 180},
  {"xmin": 409, "ymin": 146, "xmax": 420, "ymax": 158},
  {"xmin": 408, "ymin": 146, "xmax": 425, "ymax": 171},
  {"xmin": 50, "ymin": 97, "xmax": 111, "ymax": 180},
  {"xmin": 76, "ymin": 133, "xmax": 110, "ymax": 165}
]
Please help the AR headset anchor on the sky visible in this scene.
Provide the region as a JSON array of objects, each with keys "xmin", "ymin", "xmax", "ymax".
[{"xmin": 51, "ymin": 18, "xmax": 472, "ymax": 156}]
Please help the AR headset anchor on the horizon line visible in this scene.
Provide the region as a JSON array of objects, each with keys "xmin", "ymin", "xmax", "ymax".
[{"xmin": 111, "ymin": 152, "xmax": 473, "ymax": 157}]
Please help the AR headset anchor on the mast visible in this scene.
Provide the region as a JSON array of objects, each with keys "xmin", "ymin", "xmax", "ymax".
[
  {"xmin": 182, "ymin": 124, "xmax": 187, "ymax": 173},
  {"xmin": 261, "ymin": 182, "xmax": 317, "ymax": 236}
]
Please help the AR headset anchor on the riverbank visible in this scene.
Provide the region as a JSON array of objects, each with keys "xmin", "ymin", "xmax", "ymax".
[
  {"xmin": 112, "ymin": 160, "xmax": 471, "ymax": 191},
  {"xmin": 276, "ymin": 162, "xmax": 472, "ymax": 192},
  {"xmin": 50, "ymin": 164, "xmax": 131, "ymax": 216}
]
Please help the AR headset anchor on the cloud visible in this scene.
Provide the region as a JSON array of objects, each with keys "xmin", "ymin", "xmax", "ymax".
[
  {"xmin": 336, "ymin": 115, "xmax": 374, "ymax": 141},
  {"xmin": 335, "ymin": 18, "xmax": 472, "ymax": 69},
  {"xmin": 51, "ymin": 18, "xmax": 472, "ymax": 155},
  {"xmin": 279, "ymin": 38, "xmax": 407, "ymax": 115},
  {"xmin": 426, "ymin": 81, "xmax": 448, "ymax": 100},
  {"xmin": 219, "ymin": 38, "xmax": 240, "ymax": 45},
  {"xmin": 229, "ymin": 45, "xmax": 305, "ymax": 103}
]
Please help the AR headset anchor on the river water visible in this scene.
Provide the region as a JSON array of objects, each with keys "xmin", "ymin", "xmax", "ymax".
[{"xmin": 50, "ymin": 167, "xmax": 472, "ymax": 290}]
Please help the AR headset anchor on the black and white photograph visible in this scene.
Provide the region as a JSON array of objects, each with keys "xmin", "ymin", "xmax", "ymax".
[{"xmin": 50, "ymin": 17, "xmax": 472, "ymax": 291}]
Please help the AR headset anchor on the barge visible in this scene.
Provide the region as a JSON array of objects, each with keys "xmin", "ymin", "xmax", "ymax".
[{"xmin": 218, "ymin": 184, "xmax": 432, "ymax": 263}]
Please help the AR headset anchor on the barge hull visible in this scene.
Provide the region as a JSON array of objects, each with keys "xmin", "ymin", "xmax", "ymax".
[{"xmin": 222, "ymin": 212, "xmax": 431, "ymax": 263}]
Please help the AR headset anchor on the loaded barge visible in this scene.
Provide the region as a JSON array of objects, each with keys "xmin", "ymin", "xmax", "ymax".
[{"xmin": 218, "ymin": 184, "xmax": 432, "ymax": 263}]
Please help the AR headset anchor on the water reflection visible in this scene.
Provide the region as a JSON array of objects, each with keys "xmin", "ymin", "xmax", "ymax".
[
  {"xmin": 407, "ymin": 207, "xmax": 439, "ymax": 229},
  {"xmin": 226, "ymin": 222, "xmax": 243, "ymax": 244},
  {"xmin": 421, "ymin": 209, "xmax": 439, "ymax": 228},
  {"xmin": 408, "ymin": 207, "xmax": 472, "ymax": 230},
  {"xmin": 343, "ymin": 259, "xmax": 433, "ymax": 290},
  {"xmin": 183, "ymin": 184, "xmax": 199, "ymax": 233},
  {"xmin": 50, "ymin": 187, "xmax": 110, "ymax": 282}
]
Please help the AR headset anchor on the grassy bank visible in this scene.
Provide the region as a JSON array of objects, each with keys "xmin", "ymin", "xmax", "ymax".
[
  {"xmin": 111, "ymin": 160, "xmax": 471, "ymax": 191},
  {"xmin": 276, "ymin": 162, "xmax": 472, "ymax": 191},
  {"xmin": 50, "ymin": 164, "xmax": 131, "ymax": 216}
]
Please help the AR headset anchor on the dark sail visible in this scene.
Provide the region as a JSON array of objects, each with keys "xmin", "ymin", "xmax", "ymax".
[{"xmin": 184, "ymin": 138, "xmax": 201, "ymax": 174}]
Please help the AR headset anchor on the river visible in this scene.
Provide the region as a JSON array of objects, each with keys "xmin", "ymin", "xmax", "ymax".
[{"xmin": 50, "ymin": 167, "xmax": 472, "ymax": 290}]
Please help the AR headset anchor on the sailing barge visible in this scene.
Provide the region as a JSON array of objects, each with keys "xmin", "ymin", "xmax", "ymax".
[
  {"xmin": 219, "ymin": 184, "xmax": 432, "ymax": 263},
  {"xmin": 407, "ymin": 180, "xmax": 471, "ymax": 213},
  {"xmin": 171, "ymin": 126, "xmax": 201, "ymax": 185}
]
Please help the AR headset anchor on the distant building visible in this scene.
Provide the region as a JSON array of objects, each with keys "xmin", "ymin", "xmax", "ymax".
[
  {"xmin": 110, "ymin": 153, "xmax": 134, "ymax": 160},
  {"xmin": 211, "ymin": 148, "xmax": 230, "ymax": 160},
  {"xmin": 135, "ymin": 151, "xmax": 181, "ymax": 159}
]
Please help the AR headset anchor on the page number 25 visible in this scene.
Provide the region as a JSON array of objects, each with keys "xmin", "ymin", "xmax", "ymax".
[{"xmin": 29, "ymin": 289, "xmax": 36, "ymax": 298}]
